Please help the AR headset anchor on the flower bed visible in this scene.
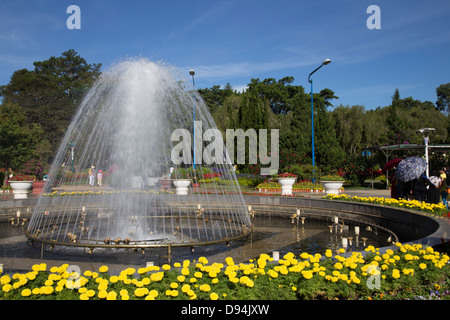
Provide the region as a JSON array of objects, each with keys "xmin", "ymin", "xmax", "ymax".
[
  {"xmin": 1, "ymin": 243, "xmax": 449, "ymax": 300},
  {"xmin": 325, "ymin": 194, "xmax": 448, "ymax": 217}
]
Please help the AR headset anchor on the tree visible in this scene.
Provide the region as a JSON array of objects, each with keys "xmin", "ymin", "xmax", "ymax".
[
  {"xmin": 0, "ymin": 50, "xmax": 101, "ymax": 156},
  {"xmin": 312, "ymin": 93, "xmax": 344, "ymax": 171},
  {"xmin": 198, "ymin": 84, "xmax": 233, "ymax": 113},
  {"xmin": 386, "ymin": 89, "xmax": 410, "ymax": 144},
  {"xmin": 332, "ymin": 105, "xmax": 365, "ymax": 154},
  {"xmin": 279, "ymin": 88, "xmax": 310, "ymax": 165},
  {"xmin": 436, "ymin": 83, "xmax": 450, "ymax": 114},
  {"xmin": 0, "ymin": 104, "xmax": 45, "ymax": 186}
]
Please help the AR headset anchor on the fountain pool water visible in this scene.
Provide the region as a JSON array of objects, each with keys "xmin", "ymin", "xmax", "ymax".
[{"xmin": 27, "ymin": 59, "xmax": 252, "ymax": 252}]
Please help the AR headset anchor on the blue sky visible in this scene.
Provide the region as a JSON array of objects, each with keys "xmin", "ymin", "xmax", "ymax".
[{"xmin": 0, "ymin": 0, "xmax": 449, "ymax": 110}]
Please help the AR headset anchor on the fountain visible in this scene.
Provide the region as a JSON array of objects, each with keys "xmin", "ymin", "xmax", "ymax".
[{"xmin": 26, "ymin": 58, "xmax": 252, "ymax": 256}]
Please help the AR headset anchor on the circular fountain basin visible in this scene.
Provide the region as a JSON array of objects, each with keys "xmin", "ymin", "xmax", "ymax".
[{"xmin": 1, "ymin": 195, "xmax": 449, "ymax": 274}]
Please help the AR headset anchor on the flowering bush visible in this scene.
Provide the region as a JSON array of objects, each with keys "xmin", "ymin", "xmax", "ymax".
[
  {"xmin": 1, "ymin": 243, "xmax": 449, "ymax": 300},
  {"xmin": 320, "ymin": 174, "xmax": 345, "ymax": 181},
  {"xmin": 277, "ymin": 172, "xmax": 297, "ymax": 178},
  {"xmin": 8, "ymin": 174, "xmax": 35, "ymax": 182},
  {"xmin": 21, "ymin": 159, "xmax": 46, "ymax": 180}
]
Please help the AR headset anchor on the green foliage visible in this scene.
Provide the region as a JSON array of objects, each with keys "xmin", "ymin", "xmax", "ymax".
[
  {"xmin": 0, "ymin": 104, "xmax": 45, "ymax": 185},
  {"xmin": 436, "ymin": 83, "xmax": 450, "ymax": 114},
  {"xmin": 0, "ymin": 49, "xmax": 101, "ymax": 156}
]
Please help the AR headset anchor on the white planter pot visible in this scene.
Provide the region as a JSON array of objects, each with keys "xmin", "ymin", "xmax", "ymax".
[
  {"xmin": 9, "ymin": 181, "xmax": 33, "ymax": 199},
  {"xmin": 173, "ymin": 179, "xmax": 191, "ymax": 195},
  {"xmin": 320, "ymin": 181, "xmax": 344, "ymax": 195},
  {"xmin": 278, "ymin": 177, "xmax": 296, "ymax": 196}
]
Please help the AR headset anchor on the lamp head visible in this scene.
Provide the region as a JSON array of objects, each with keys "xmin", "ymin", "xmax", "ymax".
[
  {"xmin": 322, "ymin": 59, "xmax": 332, "ymax": 65},
  {"xmin": 189, "ymin": 70, "xmax": 195, "ymax": 76}
]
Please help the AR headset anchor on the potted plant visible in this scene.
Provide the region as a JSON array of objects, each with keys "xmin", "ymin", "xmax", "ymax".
[
  {"xmin": 277, "ymin": 172, "xmax": 297, "ymax": 195},
  {"xmin": 8, "ymin": 174, "xmax": 35, "ymax": 199},
  {"xmin": 320, "ymin": 174, "xmax": 345, "ymax": 195},
  {"xmin": 171, "ymin": 168, "xmax": 192, "ymax": 195}
]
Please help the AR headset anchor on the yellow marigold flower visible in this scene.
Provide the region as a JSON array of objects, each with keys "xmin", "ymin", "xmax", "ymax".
[
  {"xmin": 181, "ymin": 284, "xmax": 190, "ymax": 293},
  {"xmin": 300, "ymin": 252, "xmax": 310, "ymax": 260},
  {"xmin": 392, "ymin": 269, "xmax": 400, "ymax": 279},
  {"xmin": 181, "ymin": 267, "xmax": 190, "ymax": 276},
  {"xmin": 198, "ymin": 257, "xmax": 208, "ymax": 265},
  {"xmin": 135, "ymin": 288, "xmax": 146, "ymax": 297},
  {"xmin": 99, "ymin": 266, "xmax": 108, "ymax": 273},
  {"xmin": 98, "ymin": 283, "xmax": 108, "ymax": 291},
  {"xmin": 162, "ymin": 264, "xmax": 171, "ymax": 271},
  {"xmin": 194, "ymin": 271, "xmax": 203, "ymax": 278},
  {"xmin": 21, "ymin": 288, "xmax": 31, "ymax": 297},
  {"xmin": 107, "ymin": 291, "xmax": 117, "ymax": 300},
  {"xmin": 78, "ymin": 287, "xmax": 87, "ymax": 294},
  {"xmin": 200, "ymin": 284, "xmax": 211, "ymax": 292},
  {"xmin": 419, "ymin": 263, "xmax": 427, "ymax": 270},
  {"xmin": 302, "ymin": 270, "xmax": 313, "ymax": 280},
  {"xmin": 352, "ymin": 276, "xmax": 361, "ymax": 284},
  {"xmin": 31, "ymin": 264, "xmax": 41, "ymax": 272},
  {"xmin": 210, "ymin": 292, "xmax": 219, "ymax": 300},
  {"xmin": 98, "ymin": 290, "xmax": 108, "ymax": 299},
  {"xmin": 170, "ymin": 282, "xmax": 178, "ymax": 289},
  {"xmin": 225, "ymin": 257, "xmax": 235, "ymax": 266},
  {"xmin": 43, "ymin": 286, "xmax": 54, "ymax": 295},
  {"xmin": 404, "ymin": 254, "xmax": 413, "ymax": 261},
  {"xmin": 334, "ymin": 262, "xmax": 343, "ymax": 270},
  {"xmin": 137, "ymin": 268, "xmax": 147, "ymax": 275},
  {"xmin": 268, "ymin": 270, "xmax": 278, "ymax": 278},
  {"xmin": 80, "ymin": 293, "xmax": 90, "ymax": 300},
  {"xmin": 149, "ymin": 289, "xmax": 159, "ymax": 298}
]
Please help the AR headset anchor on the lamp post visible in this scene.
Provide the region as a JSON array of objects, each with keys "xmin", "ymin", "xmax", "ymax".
[
  {"xmin": 189, "ymin": 70, "xmax": 196, "ymax": 170},
  {"xmin": 307, "ymin": 59, "xmax": 331, "ymax": 182},
  {"xmin": 417, "ymin": 128, "xmax": 435, "ymax": 177},
  {"xmin": 69, "ymin": 142, "xmax": 75, "ymax": 173}
]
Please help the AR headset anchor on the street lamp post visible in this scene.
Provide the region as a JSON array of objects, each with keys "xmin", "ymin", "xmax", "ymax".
[
  {"xmin": 69, "ymin": 142, "xmax": 75, "ymax": 173},
  {"xmin": 189, "ymin": 70, "xmax": 196, "ymax": 170},
  {"xmin": 417, "ymin": 128, "xmax": 435, "ymax": 177},
  {"xmin": 307, "ymin": 59, "xmax": 331, "ymax": 182}
]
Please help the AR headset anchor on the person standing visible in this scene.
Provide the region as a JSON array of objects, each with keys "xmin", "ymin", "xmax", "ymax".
[
  {"xmin": 428, "ymin": 171, "xmax": 441, "ymax": 204},
  {"xmin": 412, "ymin": 172, "xmax": 432, "ymax": 202},
  {"xmin": 89, "ymin": 165, "xmax": 96, "ymax": 187},
  {"xmin": 439, "ymin": 168, "xmax": 449, "ymax": 209},
  {"xmin": 97, "ymin": 170, "xmax": 103, "ymax": 187}
]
